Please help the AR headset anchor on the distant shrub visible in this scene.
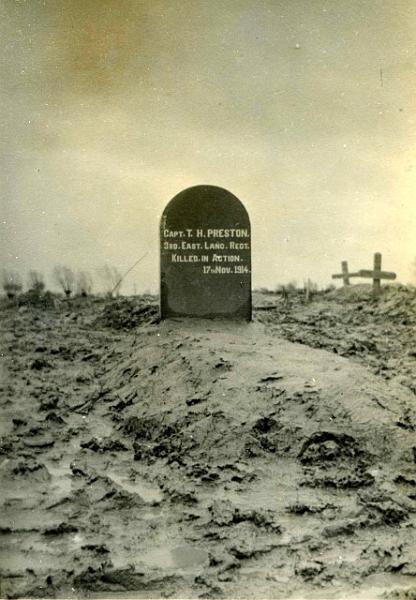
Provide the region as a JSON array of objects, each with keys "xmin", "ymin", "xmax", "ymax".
[
  {"xmin": 286, "ymin": 280, "xmax": 298, "ymax": 292},
  {"xmin": 97, "ymin": 264, "xmax": 122, "ymax": 297},
  {"xmin": 76, "ymin": 271, "xmax": 93, "ymax": 297},
  {"xmin": 257, "ymin": 287, "xmax": 275, "ymax": 295},
  {"xmin": 275, "ymin": 280, "xmax": 299, "ymax": 298},
  {"xmin": 53, "ymin": 265, "xmax": 75, "ymax": 297},
  {"xmin": 28, "ymin": 270, "xmax": 45, "ymax": 294},
  {"xmin": 1, "ymin": 270, "xmax": 22, "ymax": 299}
]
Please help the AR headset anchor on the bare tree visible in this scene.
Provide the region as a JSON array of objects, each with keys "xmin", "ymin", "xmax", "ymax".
[
  {"xmin": 52, "ymin": 266, "xmax": 75, "ymax": 297},
  {"xmin": 276, "ymin": 280, "xmax": 298, "ymax": 294},
  {"xmin": 277, "ymin": 284, "xmax": 289, "ymax": 304},
  {"xmin": 1, "ymin": 270, "xmax": 23, "ymax": 299},
  {"xmin": 304, "ymin": 278, "xmax": 318, "ymax": 302},
  {"xmin": 97, "ymin": 264, "xmax": 122, "ymax": 297},
  {"xmin": 28, "ymin": 270, "xmax": 45, "ymax": 294},
  {"xmin": 76, "ymin": 271, "xmax": 93, "ymax": 297}
]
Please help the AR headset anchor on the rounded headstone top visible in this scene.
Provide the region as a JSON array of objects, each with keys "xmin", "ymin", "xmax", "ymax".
[{"xmin": 162, "ymin": 185, "xmax": 250, "ymax": 230}]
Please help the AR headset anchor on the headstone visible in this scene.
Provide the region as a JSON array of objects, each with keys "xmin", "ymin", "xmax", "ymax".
[{"xmin": 160, "ymin": 185, "xmax": 251, "ymax": 320}]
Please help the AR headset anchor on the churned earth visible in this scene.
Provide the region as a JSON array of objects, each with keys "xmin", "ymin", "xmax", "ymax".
[{"xmin": 0, "ymin": 287, "xmax": 415, "ymax": 599}]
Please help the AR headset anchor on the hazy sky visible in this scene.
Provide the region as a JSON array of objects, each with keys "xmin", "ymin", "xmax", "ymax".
[{"xmin": 1, "ymin": 0, "xmax": 415, "ymax": 293}]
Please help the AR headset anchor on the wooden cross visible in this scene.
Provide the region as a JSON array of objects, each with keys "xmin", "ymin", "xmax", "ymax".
[
  {"xmin": 357, "ymin": 253, "xmax": 396, "ymax": 296},
  {"xmin": 332, "ymin": 261, "xmax": 358, "ymax": 287}
]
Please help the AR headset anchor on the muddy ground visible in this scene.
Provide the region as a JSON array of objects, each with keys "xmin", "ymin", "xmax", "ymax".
[{"xmin": 1, "ymin": 286, "xmax": 415, "ymax": 599}]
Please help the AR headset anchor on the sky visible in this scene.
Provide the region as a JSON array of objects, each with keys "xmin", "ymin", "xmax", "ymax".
[{"xmin": 1, "ymin": 0, "xmax": 415, "ymax": 294}]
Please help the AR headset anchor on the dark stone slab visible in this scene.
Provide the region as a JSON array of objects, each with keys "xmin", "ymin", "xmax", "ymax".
[{"xmin": 160, "ymin": 185, "xmax": 251, "ymax": 320}]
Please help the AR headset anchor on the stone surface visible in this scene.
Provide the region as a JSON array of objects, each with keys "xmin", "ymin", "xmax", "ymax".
[{"xmin": 160, "ymin": 185, "xmax": 251, "ymax": 320}]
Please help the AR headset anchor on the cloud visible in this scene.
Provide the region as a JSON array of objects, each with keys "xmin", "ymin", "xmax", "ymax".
[{"xmin": 1, "ymin": 0, "xmax": 415, "ymax": 290}]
